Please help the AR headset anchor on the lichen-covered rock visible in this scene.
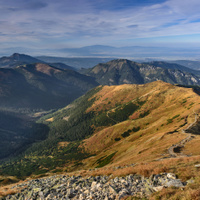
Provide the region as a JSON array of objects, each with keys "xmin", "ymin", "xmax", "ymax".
[{"xmin": 2, "ymin": 172, "xmax": 187, "ymax": 200}]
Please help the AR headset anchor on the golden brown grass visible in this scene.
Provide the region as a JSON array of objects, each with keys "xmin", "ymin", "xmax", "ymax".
[
  {"xmin": 79, "ymin": 155, "xmax": 200, "ymax": 181},
  {"xmin": 0, "ymin": 189, "xmax": 18, "ymax": 198},
  {"xmin": 1, "ymin": 156, "xmax": 200, "ymax": 199},
  {"xmin": 2, "ymin": 81, "xmax": 200, "ymax": 199},
  {"xmin": 35, "ymin": 63, "xmax": 61, "ymax": 75},
  {"xmin": 183, "ymin": 136, "xmax": 200, "ymax": 155},
  {"xmin": 45, "ymin": 117, "xmax": 54, "ymax": 122},
  {"xmin": 82, "ymin": 81, "xmax": 200, "ymax": 169},
  {"xmin": 79, "ymin": 82, "xmax": 200, "ymax": 199},
  {"xmin": 150, "ymin": 185, "xmax": 200, "ymax": 200},
  {"xmin": 0, "ymin": 179, "xmax": 24, "ymax": 198},
  {"xmin": 80, "ymin": 155, "xmax": 200, "ymax": 199},
  {"xmin": 57, "ymin": 141, "xmax": 70, "ymax": 148}
]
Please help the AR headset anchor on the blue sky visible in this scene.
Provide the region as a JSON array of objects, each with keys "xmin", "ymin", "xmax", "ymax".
[{"xmin": 0, "ymin": 0, "xmax": 200, "ymax": 56}]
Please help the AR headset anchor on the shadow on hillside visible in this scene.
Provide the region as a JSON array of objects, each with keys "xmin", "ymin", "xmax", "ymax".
[
  {"xmin": 176, "ymin": 84, "xmax": 200, "ymax": 96},
  {"xmin": 193, "ymin": 87, "xmax": 200, "ymax": 95},
  {"xmin": 0, "ymin": 110, "xmax": 50, "ymax": 161},
  {"xmin": 185, "ymin": 120, "xmax": 200, "ymax": 135}
]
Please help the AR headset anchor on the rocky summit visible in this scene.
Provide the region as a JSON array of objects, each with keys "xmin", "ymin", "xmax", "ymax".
[
  {"xmin": 82, "ymin": 59, "xmax": 200, "ymax": 86},
  {"xmin": 2, "ymin": 173, "xmax": 186, "ymax": 200}
]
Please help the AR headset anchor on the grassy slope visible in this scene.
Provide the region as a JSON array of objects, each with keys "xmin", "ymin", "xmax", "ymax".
[
  {"xmin": 80, "ymin": 81, "xmax": 200, "ymax": 167},
  {"xmin": 1, "ymin": 81, "xmax": 200, "ymax": 199},
  {"xmin": 34, "ymin": 80, "xmax": 200, "ymax": 173},
  {"xmin": 1, "ymin": 81, "xmax": 200, "ymax": 171}
]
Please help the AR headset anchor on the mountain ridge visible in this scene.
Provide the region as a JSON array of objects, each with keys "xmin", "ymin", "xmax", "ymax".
[
  {"xmin": 37, "ymin": 56, "xmax": 114, "ymax": 69},
  {"xmin": 0, "ymin": 53, "xmax": 76, "ymax": 71},
  {"xmin": 0, "ymin": 53, "xmax": 44, "ymax": 68},
  {"xmin": 1, "ymin": 81, "xmax": 200, "ymax": 176},
  {"xmin": 1, "ymin": 80, "xmax": 200, "ymax": 199},
  {"xmin": 169, "ymin": 60, "xmax": 200, "ymax": 71},
  {"xmin": 82, "ymin": 59, "xmax": 200, "ymax": 86},
  {"xmin": 0, "ymin": 63, "xmax": 98, "ymax": 110},
  {"xmin": 144, "ymin": 61, "xmax": 200, "ymax": 76}
]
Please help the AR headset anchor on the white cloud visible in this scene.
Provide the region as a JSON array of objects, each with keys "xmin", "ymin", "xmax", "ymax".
[{"xmin": 0, "ymin": 0, "xmax": 200, "ymax": 52}]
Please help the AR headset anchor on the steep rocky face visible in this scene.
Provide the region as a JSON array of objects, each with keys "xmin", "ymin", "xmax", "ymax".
[
  {"xmin": 83, "ymin": 59, "xmax": 200, "ymax": 86},
  {"xmin": 83, "ymin": 59, "xmax": 143, "ymax": 85},
  {"xmin": 143, "ymin": 61, "xmax": 200, "ymax": 75}
]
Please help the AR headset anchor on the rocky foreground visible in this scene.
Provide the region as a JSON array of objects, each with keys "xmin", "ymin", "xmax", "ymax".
[{"xmin": 2, "ymin": 173, "xmax": 187, "ymax": 200}]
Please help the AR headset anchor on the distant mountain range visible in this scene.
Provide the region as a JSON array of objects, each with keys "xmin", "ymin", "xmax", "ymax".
[
  {"xmin": 2, "ymin": 53, "xmax": 200, "ymax": 72},
  {"xmin": 0, "ymin": 63, "xmax": 98, "ymax": 110},
  {"xmin": 169, "ymin": 60, "xmax": 200, "ymax": 71},
  {"xmin": 0, "ymin": 53, "xmax": 43, "ymax": 68},
  {"xmin": 0, "ymin": 53, "xmax": 200, "ymax": 112},
  {"xmin": 40, "ymin": 45, "xmax": 200, "ymax": 59},
  {"xmin": 37, "ymin": 56, "xmax": 114, "ymax": 69},
  {"xmin": 37, "ymin": 55, "xmax": 200, "ymax": 71},
  {"xmin": 0, "ymin": 53, "xmax": 75, "ymax": 71},
  {"xmin": 81, "ymin": 59, "xmax": 200, "ymax": 86},
  {"xmin": 0, "ymin": 54, "xmax": 200, "ymax": 111},
  {"xmin": 144, "ymin": 61, "xmax": 200, "ymax": 76},
  {"xmin": 2, "ymin": 44, "xmax": 200, "ymax": 60}
]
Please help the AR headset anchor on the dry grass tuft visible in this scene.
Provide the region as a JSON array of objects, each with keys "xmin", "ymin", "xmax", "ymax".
[
  {"xmin": 190, "ymin": 189, "xmax": 200, "ymax": 200},
  {"xmin": 57, "ymin": 141, "xmax": 70, "ymax": 148},
  {"xmin": 0, "ymin": 189, "xmax": 18, "ymax": 197},
  {"xmin": 45, "ymin": 117, "xmax": 54, "ymax": 122}
]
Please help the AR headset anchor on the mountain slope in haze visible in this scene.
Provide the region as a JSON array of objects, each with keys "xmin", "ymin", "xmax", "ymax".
[
  {"xmin": 144, "ymin": 61, "xmax": 200, "ymax": 76},
  {"xmin": 37, "ymin": 44, "xmax": 200, "ymax": 58},
  {"xmin": 0, "ymin": 53, "xmax": 76, "ymax": 71},
  {"xmin": 0, "ymin": 63, "xmax": 98, "ymax": 160},
  {"xmin": 2, "ymin": 81, "xmax": 200, "ymax": 178},
  {"xmin": 0, "ymin": 63, "xmax": 98, "ymax": 110},
  {"xmin": 169, "ymin": 60, "xmax": 200, "ymax": 71},
  {"xmin": 49, "ymin": 62, "xmax": 76, "ymax": 71},
  {"xmin": 37, "ymin": 56, "xmax": 114, "ymax": 69},
  {"xmin": 0, "ymin": 53, "xmax": 44, "ymax": 68},
  {"xmin": 82, "ymin": 59, "xmax": 200, "ymax": 86}
]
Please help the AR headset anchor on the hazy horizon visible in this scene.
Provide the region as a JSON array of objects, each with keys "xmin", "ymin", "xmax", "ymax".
[{"xmin": 0, "ymin": 0, "xmax": 200, "ymax": 58}]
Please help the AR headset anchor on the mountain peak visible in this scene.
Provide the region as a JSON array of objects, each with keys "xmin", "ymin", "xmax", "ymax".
[
  {"xmin": 109, "ymin": 58, "xmax": 129, "ymax": 63},
  {"xmin": 11, "ymin": 53, "xmax": 20, "ymax": 57},
  {"xmin": 0, "ymin": 53, "xmax": 44, "ymax": 68},
  {"xmin": 10, "ymin": 53, "xmax": 39, "ymax": 61},
  {"xmin": 83, "ymin": 59, "xmax": 200, "ymax": 86},
  {"xmin": 108, "ymin": 59, "xmax": 137, "ymax": 65}
]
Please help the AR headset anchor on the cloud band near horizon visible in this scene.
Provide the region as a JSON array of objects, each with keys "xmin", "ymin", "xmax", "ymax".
[{"xmin": 0, "ymin": 0, "xmax": 200, "ymax": 55}]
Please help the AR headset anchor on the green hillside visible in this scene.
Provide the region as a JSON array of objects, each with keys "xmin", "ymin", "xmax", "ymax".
[
  {"xmin": 0, "ymin": 86, "xmax": 102, "ymax": 177},
  {"xmin": 0, "ymin": 110, "xmax": 49, "ymax": 160},
  {"xmin": 1, "ymin": 81, "xmax": 200, "ymax": 180},
  {"xmin": 0, "ymin": 63, "xmax": 98, "ymax": 111}
]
